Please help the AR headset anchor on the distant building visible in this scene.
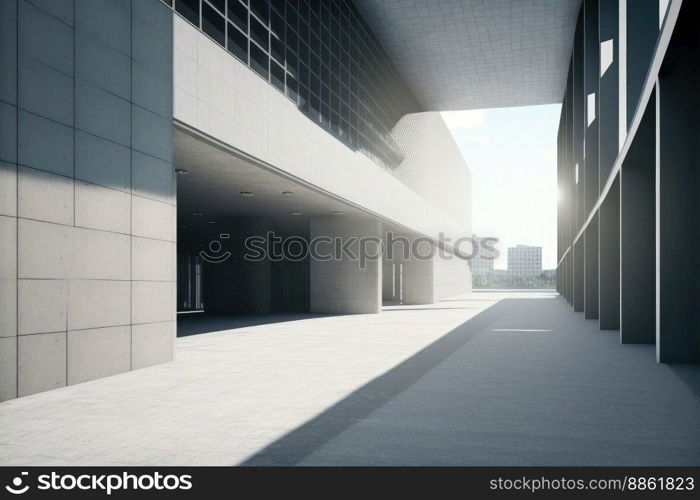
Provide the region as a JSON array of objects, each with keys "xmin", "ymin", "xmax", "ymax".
[
  {"xmin": 508, "ymin": 245, "xmax": 543, "ymax": 277},
  {"xmin": 469, "ymin": 235, "xmax": 496, "ymax": 275}
]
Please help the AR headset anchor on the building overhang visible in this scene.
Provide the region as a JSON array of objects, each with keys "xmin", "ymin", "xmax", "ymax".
[{"xmin": 354, "ymin": 0, "xmax": 582, "ymax": 111}]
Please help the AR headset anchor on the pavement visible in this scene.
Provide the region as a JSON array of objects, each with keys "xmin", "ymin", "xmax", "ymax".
[{"xmin": 0, "ymin": 291, "xmax": 698, "ymax": 466}]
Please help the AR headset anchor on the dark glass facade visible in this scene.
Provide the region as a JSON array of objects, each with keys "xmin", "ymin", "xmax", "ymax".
[{"xmin": 164, "ymin": 0, "xmax": 421, "ymax": 167}]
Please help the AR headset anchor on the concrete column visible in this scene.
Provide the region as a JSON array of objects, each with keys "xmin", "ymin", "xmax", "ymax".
[
  {"xmin": 584, "ymin": 216, "xmax": 599, "ymax": 319},
  {"xmin": 599, "ymin": 0, "xmax": 619, "ymax": 181},
  {"xmin": 625, "ymin": 0, "xmax": 659, "ymax": 128},
  {"xmin": 656, "ymin": 4, "xmax": 700, "ymax": 363},
  {"xmin": 620, "ymin": 95, "xmax": 655, "ymax": 344},
  {"xmin": 599, "ymin": 175, "xmax": 620, "ymax": 330},
  {"xmin": 573, "ymin": 238, "xmax": 585, "ymax": 312},
  {"xmin": 310, "ymin": 216, "xmax": 382, "ymax": 314}
]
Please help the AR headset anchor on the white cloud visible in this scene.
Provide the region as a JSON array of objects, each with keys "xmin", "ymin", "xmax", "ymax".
[{"xmin": 441, "ymin": 110, "xmax": 486, "ymax": 129}]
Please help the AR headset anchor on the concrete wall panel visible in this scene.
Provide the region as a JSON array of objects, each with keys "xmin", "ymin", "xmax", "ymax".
[
  {"xmin": 75, "ymin": 130, "xmax": 130, "ymax": 191},
  {"xmin": 132, "ymin": 281, "xmax": 174, "ymax": 325},
  {"xmin": 74, "ymin": 180, "xmax": 131, "ymax": 234},
  {"xmin": 18, "ymin": 331, "xmax": 66, "ymax": 397},
  {"xmin": 0, "ymin": 337, "xmax": 17, "ymax": 401},
  {"xmin": 72, "ymin": 227, "xmax": 130, "ymax": 280},
  {"xmin": 18, "ymin": 110, "xmax": 74, "ymax": 177},
  {"xmin": 18, "ymin": 219, "xmax": 71, "ymax": 279},
  {"xmin": 132, "ymin": 236, "xmax": 173, "ymax": 282},
  {"xmin": 18, "ymin": 166, "xmax": 74, "ymax": 225},
  {"xmin": 76, "ymin": 30, "xmax": 131, "ymax": 100},
  {"xmin": 18, "ymin": 56, "xmax": 74, "ymax": 126},
  {"xmin": 18, "ymin": 279, "xmax": 67, "ymax": 335},
  {"xmin": 75, "ymin": 80, "xmax": 131, "ymax": 146},
  {"xmin": 131, "ymin": 321, "xmax": 174, "ymax": 370},
  {"xmin": 68, "ymin": 280, "xmax": 130, "ymax": 331},
  {"xmin": 67, "ymin": 326, "xmax": 130, "ymax": 385}
]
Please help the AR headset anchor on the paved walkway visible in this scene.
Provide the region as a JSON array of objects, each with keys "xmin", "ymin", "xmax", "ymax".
[{"xmin": 0, "ymin": 291, "xmax": 698, "ymax": 465}]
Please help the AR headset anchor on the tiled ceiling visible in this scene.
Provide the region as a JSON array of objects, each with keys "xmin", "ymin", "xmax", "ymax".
[{"xmin": 354, "ymin": 0, "xmax": 582, "ymax": 111}]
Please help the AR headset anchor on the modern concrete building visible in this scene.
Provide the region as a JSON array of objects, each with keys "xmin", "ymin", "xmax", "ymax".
[
  {"xmin": 3, "ymin": 0, "xmax": 694, "ymax": 407},
  {"xmin": 507, "ymin": 245, "xmax": 543, "ymax": 277},
  {"xmin": 556, "ymin": 0, "xmax": 698, "ymax": 364},
  {"xmin": 0, "ymin": 0, "xmax": 478, "ymax": 401}
]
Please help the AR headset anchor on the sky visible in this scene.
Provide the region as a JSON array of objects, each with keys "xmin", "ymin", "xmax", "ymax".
[{"xmin": 442, "ymin": 104, "xmax": 561, "ymax": 270}]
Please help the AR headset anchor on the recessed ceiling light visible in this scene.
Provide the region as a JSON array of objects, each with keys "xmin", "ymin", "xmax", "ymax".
[
  {"xmin": 192, "ymin": 211, "xmax": 204, "ymax": 216},
  {"xmin": 331, "ymin": 210, "xmax": 344, "ymax": 215},
  {"xmin": 240, "ymin": 191, "xmax": 254, "ymax": 197},
  {"xmin": 289, "ymin": 211, "xmax": 302, "ymax": 216},
  {"xmin": 175, "ymin": 168, "xmax": 188, "ymax": 175},
  {"xmin": 282, "ymin": 191, "xmax": 294, "ymax": 195},
  {"xmin": 207, "ymin": 221, "xmax": 216, "ymax": 224}
]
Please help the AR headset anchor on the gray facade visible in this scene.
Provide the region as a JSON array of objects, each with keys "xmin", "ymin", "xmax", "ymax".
[
  {"xmin": 556, "ymin": 0, "xmax": 699, "ymax": 364},
  {"xmin": 0, "ymin": 0, "xmax": 175, "ymax": 401}
]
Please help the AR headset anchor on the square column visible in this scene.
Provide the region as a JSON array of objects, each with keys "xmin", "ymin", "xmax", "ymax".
[
  {"xmin": 310, "ymin": 216, "xmax": 382, "ymax": 314},
  {"xmin": 656, "ymin": 4, "xmax": 700, "ymax": 363},
  {"xmin": 620, "ymin": 94, "xmax": 655, "ymax": 344},
  {"xmin": 599, "ymin": 175, "xmax": 620, "ymax": 330}
]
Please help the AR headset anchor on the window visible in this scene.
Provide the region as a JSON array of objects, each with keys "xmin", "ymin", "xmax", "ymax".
[
  {"xmin": 227, "ymin": 22, "xmax": 247, "ymax": 63},
  {"xmin": 270, "ymin": 34, "xmax": 285, "ymax": 64},
  {"xmin": 165, "ymin": 0, "xmax": 421, "ymax": 168},
  {"xmin": 270, "ymin": 9, "xmax": 284, "ymax": 39},
  {"xmin": 250, "ymin": 43, "xmax": 269, "ymax": 80},
  {"xmin": 229, "ymin": 1, "xmax": 248, "ymax": 33},
  {"xmin": 250, "ymin": 15, "xmax": 268, "ymax": 51},
  {"xmin": 250, "ymin": 0, "xmax": 269, "ymax": 25},
  {"xmin": 207, "ymin": 0, "xmax": 225, "ymax": 13},
  {"xmin": 202, "ymin": 1, "xmax": 225, "ymax": 46},
  {"xmin": 175, "ymin": 0, "xmax": 199, "ymax": 26},
  {"xmin": 270, "ymin": 60, "xmax": 285, "ymax": 92}
]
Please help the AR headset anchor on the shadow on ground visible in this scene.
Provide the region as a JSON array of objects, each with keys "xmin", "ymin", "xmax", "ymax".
[
  {"xmin": 242, "ymin": 301, "xmax": 506, "ymax": 465},
  {"xmin": 177, "ymin": 312, "xmax": 336, "ymax": 337}
]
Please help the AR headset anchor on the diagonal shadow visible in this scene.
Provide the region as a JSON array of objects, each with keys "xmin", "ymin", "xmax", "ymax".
[
  {"xmin": 177, "ymin": 312, "xmax": 338, "ymax": 337},
  {"xmin": 241, "ymin": 300, "xmax": 507, "ymax": 466}
]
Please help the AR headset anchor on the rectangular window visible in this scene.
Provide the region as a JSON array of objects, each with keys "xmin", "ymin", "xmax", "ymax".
[
  {"xmin": 270, "ymin": 35, "xmax": 285, "ymax": 64},
  {"xmin": 227, "ymin": 22, "xmax": 247, "ymax": 63},
  {"xmin": 270, "ymin": 0, "xmax": 285, "ymax": 16},
  {"xmin": 285, "ymin": 2, "xmax": 297, "ymax": 31},
  {"xmin": 250, "ymin": 0, "xmax": 269, "ymax": 25},
  {"xmin": 286, "ymin": 72, "xmax": 298, "ymax": 103},
  {"xmin": 286, "ymin": 47, "xmax": 298, "ymax": 77},
  {"xmin": 298, "ymin": 84, "xmax": 309, "ymax": 112},
  {"xmin": 207, "ymin": 0, "xmax": 225, "ymax": 14},
  {"xmin": 250, "ymin": 16, "xmax": 269, "ymax": 51},
  {"xmin": 270, "ymin": 60, "xmax": 285, "ymax": 92},
  {"xmin": 250, "ymin": 43, "xmax": 269, "ymax": 80},
  {"xmin": 299, "ymin": 62, "xmax": 309, "ymax": 87},
  {"xmin": 309, "ymin": 92, "xmax": 320, "ymax": 120},
  {"xmin": 270, "ymin": 9, "xmax": 284, "ymax": 39},
  {"xmin": 202, "ymin": 1, "xmax": 225, "ymax": 46},
  {"xmin": 175, "ymin": 0, "xmax": 200, "ymax": 27},
  {"xmin": 298, "ymin": 19, "xmax": 309, "ymax": 44},
  {"xmin": 229, "ymin": 0, "xmax": 248, "ymax": 33},
  {"xmin": 298, "ymin": 41, "xmax": 309, "ymax": 67}
]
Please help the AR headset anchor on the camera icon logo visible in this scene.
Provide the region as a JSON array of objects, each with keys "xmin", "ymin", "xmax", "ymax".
[{"xmin": 5, "ymin": 472, "xmax": 29, "ymax": 495}]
